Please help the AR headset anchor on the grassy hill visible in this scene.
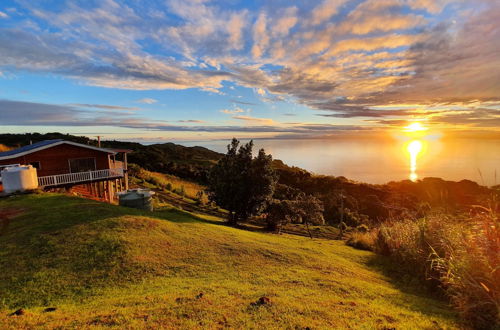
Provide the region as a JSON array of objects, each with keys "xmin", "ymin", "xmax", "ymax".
[{"xmin": 0, "ymin": 194, "xmax": 458, "ymax": 329}]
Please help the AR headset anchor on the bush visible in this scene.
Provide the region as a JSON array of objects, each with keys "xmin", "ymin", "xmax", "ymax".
[
  {"xmin": 373, "ymin": 211, "xmax": 499, "ymax": 329},
  {"xmin": 346, "ymin": 231, "xmax": 376, "ymax": 251},
  {"xmin": 266, "ymin": 199, "xmax": 297, "ymax": 233},
  {"xmin": 356, "ymin": 224, "xmax": 369, "ymax": 233},
  {"xmin": 195, "ymin": 191, "xmax": 206, "ymax": 205}
]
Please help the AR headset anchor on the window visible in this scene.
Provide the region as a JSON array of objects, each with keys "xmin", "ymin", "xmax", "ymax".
[
  {"xmin": 29, "ymin": 161, "xmax": 41, "ymax": 170},
  {"xmin": 69, "ymin": 158, "xmax": 96, "ymax": 173}
]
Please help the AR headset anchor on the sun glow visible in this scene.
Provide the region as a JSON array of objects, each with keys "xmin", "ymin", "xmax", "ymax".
[{"xmin": 404, "ymin": 121, "xmax": 428, "ymax": 133}]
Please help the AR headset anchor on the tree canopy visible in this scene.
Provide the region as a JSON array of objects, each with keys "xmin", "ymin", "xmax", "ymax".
[{"xmin": 207, "ymin": 138, "xmax": 277, "ymax": 225}]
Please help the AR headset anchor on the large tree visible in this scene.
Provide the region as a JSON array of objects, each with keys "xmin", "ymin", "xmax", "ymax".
[{"xmin": 208, "ymin": 138, "xmax": 277, "ymax": 225}]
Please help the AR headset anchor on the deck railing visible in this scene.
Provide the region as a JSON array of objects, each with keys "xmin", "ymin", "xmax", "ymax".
[{"xmin": 38, "ymin": 168, "xmax": 124, "ymax": 187}]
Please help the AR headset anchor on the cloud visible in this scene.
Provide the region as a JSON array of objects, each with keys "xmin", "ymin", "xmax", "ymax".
[
  {"xmin": 230, "ymin": 99, "xmax": 257, "ymax": 105},
  {"xmin": 136, "ymin": 98, "xmax": 158, "ymax": 104},
  {"xmin": 0, "ymin": 99, "xmax": 87, "ymax": 125},
  {"xmin": 338, "ymin": 0, "xmax": 426, "ymax": 35},
  {"xmin": 0, "ymin": 11, "xmax": 8, "ymax": 19},
  {"xmin": 0, "ymin": 99, "xmax": 367, "ymax": 133},
  {"xmin": 1, "ymin": 0, "xmax": 499, "ymax": 129},
  {"xmin": 70, "ymin": 104, "xmax": 140, "ymax": 111},
  {"xmin": 371, "ymin": 108, "xmax": 500, "ymax": 128},
  {"xmin": 227, "ymin": 11, "xmax": 247, "ymax": 50},
  {"xmin": 310, "ymin": 0, "xmax": 347, "ymax": 26},
  {"xmin": 327, "ymin": 34, "xmax": 420, "ymax": 55},
  {"xmin": 178, "ymin": 119, "xmax": 205, "ymax": 123},
  {"xmin": 316, "ymin": 108, "xmax": 422, "ymax": 118},
  {"xmin": 272, "ymin": 7, "xmax": 298, "ymax": 37},
  {"xmin": 407, "ymin": 0, "xmax": 453, "ymax": 14},
  {"xmin": 380, "ymin": 4, "xmax": 500, "ymax": 104},
  {"xmin": 232, "ymin": 115, "xmax": 274, "ymax": 125},
  {"xmin": 255, "ymin": 88, "xmax": 266, "ymax": 96},
  {"xmin": 220, "ymin": 107, "xmax": 245, "ymax": 115},
  {"xmin": 251, "ymin": 12, "xmax": 269, "ymax": 58}
]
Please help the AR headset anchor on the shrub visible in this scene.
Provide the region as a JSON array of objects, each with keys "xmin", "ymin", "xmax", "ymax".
[
  {"xmin": 373, "ymin": 211, "xmax": 499, "ymax": 329},
  {"xmin": 429, "ymin": 209, "xmax": 499, "ymax": 329},
  {"xmin": 356, "ymin": 224, "xmax": 369, "ymax": 233},
  {"xmin": 195, "ymin": 191, "xmax": 206, "ymax": 205},
  {"xmin": 346, "ymin": 231, "xmax": 376, "ymax": 251},
  {"xmin": 266, "ymin": 199, "xmax": 297, "ymax": 233},
  {"xmin": 0, "ymin": 144, "xmax": 12, "ymax": 152}
]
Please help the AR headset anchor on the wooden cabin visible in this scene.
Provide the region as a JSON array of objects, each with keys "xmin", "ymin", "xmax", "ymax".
[{"xmin": 0, "ymin": 139, "xmax": 131, "ymax": 202}]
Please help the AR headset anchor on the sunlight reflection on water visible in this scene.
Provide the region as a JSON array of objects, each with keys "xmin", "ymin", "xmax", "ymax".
[
  {"xmin": 407, "ymin": 140, "xmax": 423, "ymax": 182},
  {"xmin": 180, "ymin": 137, "xmax": 500, "ymax": 185}
]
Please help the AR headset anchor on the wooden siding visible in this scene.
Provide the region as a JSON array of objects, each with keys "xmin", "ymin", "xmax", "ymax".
[{"xmin": 0, "ymin": 144, "xmax": 111, "ymax": 177}]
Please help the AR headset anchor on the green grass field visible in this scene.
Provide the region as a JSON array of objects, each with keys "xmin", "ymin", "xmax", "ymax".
[{"xmin": 0, "ymin": 194, "xmax": 458, "ymax": 329}]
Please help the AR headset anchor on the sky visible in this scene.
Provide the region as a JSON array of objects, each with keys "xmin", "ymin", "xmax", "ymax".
[{"xmin": 0, "ymin": 0, "xmax": 499, "ymax": 142}]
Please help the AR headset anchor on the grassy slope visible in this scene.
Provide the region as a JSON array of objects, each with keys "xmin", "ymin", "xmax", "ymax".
[{"xmin": 0, "ymin": 194, "xmax": 457, "ymax": 329}]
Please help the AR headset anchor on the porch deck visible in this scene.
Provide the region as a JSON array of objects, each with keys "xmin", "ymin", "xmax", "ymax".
[{"xmin": 38, "ymin": 168, "xmax": 124, "ymax": 188}]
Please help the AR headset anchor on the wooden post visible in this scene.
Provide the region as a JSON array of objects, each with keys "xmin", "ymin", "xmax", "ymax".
[
  {"xmin": 124, "ymin": 152, "xmax": 129, "ymax": 190},
  {"xmin": 107, "ymin": 180, "xmax": 113, "ymax": 203},
  {"xmin": 98, "ymin": 182, "xmax": 103, "ymax": 199}
]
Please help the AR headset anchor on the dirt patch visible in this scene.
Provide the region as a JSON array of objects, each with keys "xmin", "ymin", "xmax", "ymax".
[{"xmin": 0, "ymin": 208, "xmax": 25, "ymax": 235}]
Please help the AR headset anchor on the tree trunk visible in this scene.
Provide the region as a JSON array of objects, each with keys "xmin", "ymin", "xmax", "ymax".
[
  {"xmin": 305, "ymin": 221, "xmax": 313, "ymax": 239},
  {"xmin": 228, "ymin": 212, "xmax": 238, "ymax": 226}
]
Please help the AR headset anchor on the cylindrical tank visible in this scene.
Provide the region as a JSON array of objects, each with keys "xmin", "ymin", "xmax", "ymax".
[
  {"xmin": 118, "ymin": 189, "xmax": 155, "ymax": 211},
  {"xmin": 1, "ymin": 165, "xmax": 39, "ymax": 194}
]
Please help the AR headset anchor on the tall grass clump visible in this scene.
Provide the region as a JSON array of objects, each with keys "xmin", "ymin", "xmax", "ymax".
[
  {"xmin": 0, "ymin": 144, "xmax": 11, "ymax": 152},
  {"xmin": 346, "ymin": 226, "xmax": 377, "ymax": 251},
  {"xmin": 374, "ymin": 209, "xmax": 499, "ymax": 329}
]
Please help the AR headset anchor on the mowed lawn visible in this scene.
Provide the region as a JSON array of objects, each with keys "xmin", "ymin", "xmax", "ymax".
[{"xmin": 0, "ymin": 194, "xmax": 458, "ymax": 329}]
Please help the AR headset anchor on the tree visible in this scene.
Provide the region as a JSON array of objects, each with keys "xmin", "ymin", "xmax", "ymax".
[
  {"xmin": 208, "ymin": 138, "xmax": 277, "ymax": 225},
  {"xmin": 266, "ymin": 194, "xmax": 324, "ymax": 237},
  {"xmin": 295, "ymin": 194, "xmax": 325, "ymax": 226},
  {"xmin": 266, "ymin": 199, "xmax": 297, "ymax": 233}
]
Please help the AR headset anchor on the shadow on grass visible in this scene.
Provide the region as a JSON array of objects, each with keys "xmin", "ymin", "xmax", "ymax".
[
  {"xmin": 0, "ymin": 194, "xmax": 137, "ymax": 238},
  {"xmin": 365, "ymin": 253, "xmax": 446, "ymax": 298},
  {"xmin": 152, "ymin": 206, "xmax": 270, "ymax": 234},
  {"xmin": 363, "ymin": 252, "xmax": 457, "ymax": 323}
]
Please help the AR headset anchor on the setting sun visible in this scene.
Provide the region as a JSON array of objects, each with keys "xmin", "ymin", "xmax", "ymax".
[{"xmin": 404, "ymin": 122, "xmax": 428, "ymax": 133}]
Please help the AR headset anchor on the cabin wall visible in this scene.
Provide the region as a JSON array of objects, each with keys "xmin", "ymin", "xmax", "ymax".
[{"xmin": 0, "ymin": 144, "xmax": 111, "ymax": 177}]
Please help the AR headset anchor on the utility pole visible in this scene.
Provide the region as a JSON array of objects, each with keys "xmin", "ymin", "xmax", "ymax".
[{"xmin": 338, "ymin": 189, "xmax": 344, "ymax": 239}]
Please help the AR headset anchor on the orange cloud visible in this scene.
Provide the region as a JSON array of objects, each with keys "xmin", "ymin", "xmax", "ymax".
[{"xmin": 328, "ymin": 34, "xmax": 420, "ymax": 56}]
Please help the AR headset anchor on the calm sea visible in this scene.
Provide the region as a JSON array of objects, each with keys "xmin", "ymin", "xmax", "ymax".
[{"xmin": 178, "ymin": 137, "xmax": 500, "ymax": 186}]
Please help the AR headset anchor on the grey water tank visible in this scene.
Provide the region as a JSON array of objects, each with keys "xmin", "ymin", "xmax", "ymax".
[{"xmin": 118, "ymin": 189, "xmax": 155, "ymax": 211}]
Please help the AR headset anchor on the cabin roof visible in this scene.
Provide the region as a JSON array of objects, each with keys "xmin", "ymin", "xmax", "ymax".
[{"xmin": 0, "ymin": 139, "xmax": 118, "ymax": 161}]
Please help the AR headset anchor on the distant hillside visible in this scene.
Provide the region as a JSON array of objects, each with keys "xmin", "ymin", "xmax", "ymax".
[{"xmin": 0, "ymin": 194, "xmax": 458, "ymax": 328}]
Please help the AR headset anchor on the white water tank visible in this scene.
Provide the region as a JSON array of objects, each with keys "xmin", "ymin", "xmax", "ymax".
[{"xmin": 1, "ymin": 165, "xmax": 39, "ymax": 194}]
